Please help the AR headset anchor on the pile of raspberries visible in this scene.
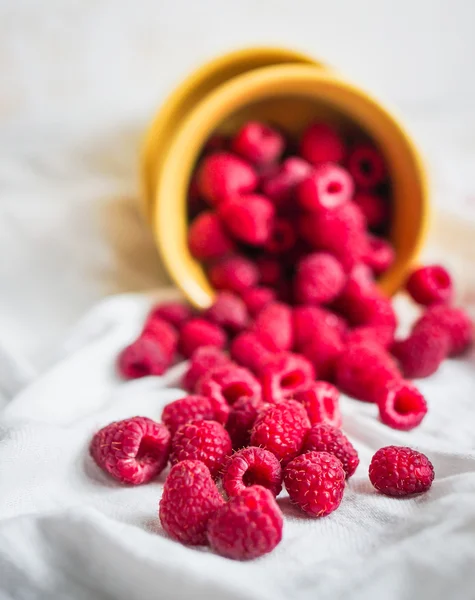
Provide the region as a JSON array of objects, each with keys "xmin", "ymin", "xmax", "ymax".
[{"xmin": 91, "ymin": 120, "xmax": 473, "ymax": 560}]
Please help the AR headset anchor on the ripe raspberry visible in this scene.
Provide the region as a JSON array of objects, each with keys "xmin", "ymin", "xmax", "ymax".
[
  {"xmin": 299, "ymin": 123, "xmax": 346, "ymax": 166},
  {"xmin": 250, "ymin": 400, "xmax": 310, "ymax": 464},
  {"xmin": 218, "ymin": 194, "xmax": 275, "ymax": 246},
  {"xmin": 140, "ymin": 318, "xmax": 178, "ymax": 358},
  {"xmin": 303, "ymin": 424, "xmax": 359, "ymax": 478},
  {"xmin": 197, "ymin": 152, "xmax": 257, "ymax": 206},
  {"xmin": 230, "ymin": 332, "xmax": 273, "ymax": 374},
  {"xmin": 335, "ymin": 263, "xmax": 378, "ymax": 308},
  {"xmin": 369, "ymin": 446, "xmax": 434, "ymax": 497},
  {"xmin": 261, "ymin": 156, "xmax": 313, "ymax": 208},
  {"xmin": 203, "ymin": 291, "xmax": 250, "ymax": 333},
  {"xmin": 182, "ymin": 346, "xmax": 232, "ymax": 392},
  {"xmin": 222, "ymin": 446, "xmax": 283, "ymax": 498},
  {"xmin": 197, "ymin": 364, "xmax": 262, "ymax": 407},
  {"xmin": 284, "ymin": 451, "xmax": 345, "ymax": 516},
  {"xmin": 207, "ymin": 485, "xmax": 283, "ymax": 560},
  {"xmin": 391, "ymin": 325, "xmax": 450, "ymax": 379},
  {"xmin": 413, "ymin": 305, "xmax": 473, "ymax": 357},
  {"xmin": 345, "ymin": 325, "xmax": 395, "ymax": 350},
  {"xmin": 188, "ymin": 211, "xmax": 235, "ymax": 261},
  {"xmin": 295, "ymin": 382, "xmax": 341, "ymax": 428},
  {"xmin": 297, "ymin": 163, "xmax": 353, "ymax": 212},
  {"xmin": 146, "ymin": 302, "xmax": 193, "ymax": 331},
  {"xmin": 364, "ymin": 236, "xmax": 395, "ymax": 275},
  {"xmin": 353, "ymin": 191, "xmax": 389, "ymax": 230},
  {"xmin": 342, "ymin": 291, "xmax": 397, "ymax": 337},
  {"xmin": 231, "ymin": 121, "xmax": 285, "ymax": 166},
  {"xmin": 294, "ymin": 252, "xmax": 346, "ymax": 305},
  {"xmin": 293, "ymin": 306, "xmax": 347, "ymax": 349},
  {"xmin": 240, "ymin": 286, "xmax": 276, "ymax": 317},
  {"xmin": 300, "ymin": 331, "xmax": 344, "ymax": 382},
  {"xmin": 170, "ymin": 420, "xmax": 232, "ymax": 478},
  {"xmin": 378, "ymin": 381, "xmax": 428, "ymax": 430},
  {"xmin": 406, "ymin": 265, "xmax": 453, "ymax": 306},
  {"xmin": 117, "ymin": 335, "xmax": 174, "ymax": 379},
  {"xmin": 178, "ymin": 319, "xmax": 227, "ymax": 359},
  {"xmin": 252, "ymin": 302, "xmax": 294, "ymax": 352},
  {"xmin": 159, "ymin": 460, "xmax": 225, "ymax": 545},
  {"xmin": 90, "ymin": 417, "xmax": 171, "ymax": 485},
  {"xmin": 162, "ymin": 395, "xmax": 226, "ymax": 436},
  {"xmin": 208, "ymin": 255, "xmax": 259, "ymax": 293},
  {"xmin": 226, "ymin": 395, "xmax": 266, "ymax": 449},
  {"xmin": 264, "ymin": 219, "xmax": 297, "ymax": 254},
  {"xmin": 260, "ymin": 352, "xmax": 315, "ymax": 403},
  {"xmin": 255, "ymin": 257, "xmax": 282, "ymax": 287},
  {"xmin": 347, "ymin": 143, "xmax": 386, "ymax": 190}
]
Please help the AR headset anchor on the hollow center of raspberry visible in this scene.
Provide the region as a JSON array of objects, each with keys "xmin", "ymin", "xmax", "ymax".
[
  {"xmin": 394, "ymin": 390, "xmax": 421, "ymax": 415},
  {"xmin": 243, "ymin": 466, "xmax": 268, "ymax": 489},
  {"xmin": 432, "ymin": 269, "xmax": 450, "ymax": 288},
  {"xmin": 280, "ymin": 370, "xmax": 305, "ymax": 390},
  {"xmin": 359, "ymin": 159, "xmax": 373, "ymax": 175},
  {"xmin": 327, "ymin": 181, "xmax": 342, "ymax": 194},
  {"xmin": 222, "ymin": 382, "xmax": 252, "ymax": 404},
  {"xmin": 136, "ymin": 436, "xmax": 160, "ymax": 465}
]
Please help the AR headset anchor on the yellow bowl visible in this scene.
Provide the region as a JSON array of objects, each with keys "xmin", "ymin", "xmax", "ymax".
[{"xmin": 143, "ymin": 47, "xmax": 429, "ymax": 309}]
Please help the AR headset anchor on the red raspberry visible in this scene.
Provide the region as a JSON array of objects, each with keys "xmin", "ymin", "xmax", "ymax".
[
  {"xmin": 207, "ymin": 485, "xmax": 283, "ymax": 560},
  {"xmin": 255, "ymin": 257, "xmax": 282, "ymax": 287},
  {"xmin": 90, "ymin": 417, "xmax": 170, "ymax": 485},
  {"xmin": 230, "ymin": 332, "xmax": 273, "ymax": 374},
  {"xmin": 162, "ymin": 395, "xmax": 226, "ymax": 436},
  {"xmin": 218, "ymin": 194, "xmax": 275, "ymax": 246},
  {"xmin": 300, "ymin": 331, "xmax": 344, "ymax": 382},
  {"xmin": 364, "ymin": 236, "xmax": 395, "ymax": 275},
  {"xmin": 293, "ymin": 306, "xmax": 347, "ymax": 349},
  {"xmin": 295, "ymin": 382, "xmax": 341, "ymax": 428},
  {"xmin": 284, "ymin": 451, "xmax": 345, "ymax": 516},
  {"xmin": 202, "ymin": 134, "xmax": 229, "ymax": 155},
  {"xmin": 297, "ymin": 163, "xmax": 353, "ymax": 212},
  {"xmin": 252, "ymin": 302, "xmax": 294, "ymax": 352},
  {"xmin": 117, "ymin": 335, "xmax": 174, "ymax": 379},
  {"xmin": 182, "ymin": 346, "xmax": 232, "ymax": 391},
  {"xmin": 345, "ymin": 325, "xmax": 395, "ymax": 350},
  {"xmin": 208, "ymin": 255, "xmax": 260, "ymax": 293},
  {"xmin": 260, "ymin": 352, "xmax": 315, "ymax": 403},
  {"xmin": 378, "ymin": 381, "xmax": 428, "ymax": 430},
  {"xmin": 341, "ymin": 291, "xmax": 397, "ymax": 337},
  {"xmin": 159, "ymin": 460, "xmax": 225, "ymax": 545},
  {"xmin": 178, "ymin": 319, "xmax": 227, "ymax": 358},
  {"xmin": 369, "ymin": 446, "xmax": 434, "ymax": 497},
  {"xmin": 188, "ymin": 211, "xmax": 235, "ymax": 261},
  {"xmin": 240, "ymin": 286, "xmax": 276, "ymax": 317},
  {"xmin": 231, "ymin": 121, "xmax": 284, "ymax": 166},
  {"xmin": 261, "ymin": 156, "xmax": 313, "ymax": 208},
  {"xmin": 303, "ymin": 424, "xmax": 359, "ymax": 478},
  {"xmin": 197, "ymin": 364, "xmax": 262, "ymax": 407},
  {"xmin": 250, "ymin": 400, "xmax": 310, "ymax": 464},
  {"xmin": 203, "ymin": 291, "xmax": 250, "ymax": 333},
  {"xmin": 294, "ymin": 252, "xmax": 346, "ymax": 305},
  {"xmin": 222, "ymin": 446, "xmax": 283, "ymax": 498},
  {"xmin": 197, "ymin": 152, "xmax": 257, "ymax": 206},
  {"xmin": 353, "ymin": 191, "xmax": 389, "ymax": 230},
  {"xmin": 347, "ymin": 143, "xmax": 386, "ymax": 190},
  {"xmin": 140, "ymin": 318, "xmax": 178, "ymax": 358},
  {"xmin": 264, "ymin": 218, "xmax": 297, "ymax": 254},
  {"xmin": 413, "ymin": 305, "xmax": 473, "ymax": 357},
  {"xmin": 334, "ymin": 263, "xmax": 378, "ymax": 310},
  {"xmin": 391, "ymin": 325, "xmax": 450, "ymax": 379},
  {"xmin": 226, "ymin": 395, "xmax": 266, "ymax": 449},
  {"xmin": 406, "ymin": 265, "xmax": 453, "ymax": 306},
  {"xmin": 299, "ymin": 123, "xmax": 346, "ymax": 166},
  {"xmin": 146, "ymin": 302, "xmax": 193, "ymax": 331},
  {"xmin": 170, "ymin": 420, "xmax": 232, "ymax": 478}
]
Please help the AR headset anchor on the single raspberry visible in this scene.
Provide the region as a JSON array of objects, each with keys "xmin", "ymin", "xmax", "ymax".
[
  {"xmin": 264, "ymin": 219, "xmax": 297, "ymax": 254},
  {"xmin": 170, "ymin": 420, "xmax": 232, "ymax": 478},
  {"xmin": 207, "ymin": 485, "xmax": 283, "ymax": 560},
  {"xmin": 188, "ymin": 211, "xmax": 235, "ymax": 261},
  {"xmin": 369, "ymin": 446, "xmax": 434, "ymax": 497},
  {"xmin": 202, "ymin": 134, "xmax": 229, "ymax": 155},
  {"xmin": 162, "ymin": 395, "xmax": 226, "ymax": 436},
  {"xmin": 197, "ymin": 152, "xmax": 257, "ymax": 206},
  {"xmin": 255, "ymin": 257, "xmax": 282, "ymax": 287},
  {"xmin": 293, "ymin": 306, "xmax": 347, "ymax": 349},
  {"xmin": 299, "ymin": 123, "xmax": 346, "ymax": 166},
  {"xmin": 90, "ymin": 417, "xmax": 171, "ymax": 485},
  {"xmin": 295, "ymin": 382, "xmax": 341, "ymax": 428},
  {"xmin": 140, "ymin": 318, "xmax": 178, "ymax": 358},
  {"xmin": 261, "ymin": 156, "xmax": 313, "ymax": 208},
  {"xmin": 250, "ymin": 400, "xmax": 310, "ymax": 464},
  {"xmin": 297, "ymin": 163, "xmax": 353, "ymax": 212},
  {"xmin": 294, "ymin": 252, "xmax": 346, "ymax": 305},
  {"xmin": 197, "ymin": 364, "xmax": 262, "ymax": 407},
  {"xmin": 203, "ymin": 291, "xmax": 250, "ymax": 333},
  {"xmin": 231, "ymin": 121, "xmax": 285, "ymax": 166},
  {"xmin": 364, "ymin": 236, "xmax": 395, "ymax": 275},
  {"xmin": 117, "ymin": 335, "xmax": 174, "ymax": 379},
  {"xmin": 406, "ymin": 265, "xmax": 453, "ymax": 306},
  {"xmin": 146, "ymin": 302, "xmax": 193, "ymax": 331},
  {"xmin": 226, "ymin": 395, "xmax": 266, "ymax": 449},
  {"xmin": 303, "ymin": 424, "xmax": 359, "ymax": 478},
  {"xmin": 284, "ymin": 451, "xmax": 345, "ymax": 516},
  {"xmin": 391, "ymin": 325, "xmax": 450, "ymax": 378},
  {"xmin": 178, "ymin": 319, "xmax": 227, "ymax": 358},
  {"xmin": 413, "ymin": 305, "xmax": 473, "ymax": 357},
  {"xmin": 218, "ymin": 194, "xmax": 275, "ymax": 246},
  {"xmin": 252, "ymin": 302, "xmax": 294, "ymax": 352},
  {"xmin": 208, "ymin": 255, "xmax": 260, "ymax": 293},
  {"xmin": 347, "ymin": 144, "xmax": 386, "ymax": 190},
  {"xmin": 378, "ymin": 381, "xmax": 428, "ymax": 430},
  {"xmin": 159, "ymin": 460, "xmax": 225, "ymax": 545},
  {"xmin": 222, "ymin": 446, "xmax": 283, "ymax": 497},
  {"xmin": 341, "ymin": 290, "xmax": 397, "ymax": 336},
  {"xmin": 299, "ymin": 331, "xmax": 344, "ymax": 382},
  {"xmin": 260, "ymin": 352, "xmax": 315, "ymax": 403},
  {"xmin": 353, "ymin": 191, "xmax": 389, "ymax": 230},
  {"xmin": 230, "ymin": 332, "xmax": 273, "ymax": 374},
  {"xmin": 345, "ymin": 325, "xmax": 395, "ymax": 350},
  {"xmin": 182, "ymin": 346, "xmax": 232, "ymax": 391},
  {"xmin": 334, "ymin": 263, "xmax": 378, "ymax": 309},
  {"xmin": 240, "ymin": 286, "xmax": 276, "ymax": 317}
]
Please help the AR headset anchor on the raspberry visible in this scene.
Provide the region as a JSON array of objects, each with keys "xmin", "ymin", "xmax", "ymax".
[
  {"xmin": 364, "ymin": 236, "xmax": 395, "ymax": 275},
  {"xmin": 295, "ymin": 382, "xmax": 341, "ymax": 428},
  {"xmin": 170, "ymin": 420, "xmax": 232, "ymax": 478},
  {"xmin": 294, "ymin": 252, "xmax": 346, "ymax": 305},
  {"xmin": 347, "ymin": 143, "xmax": 386, "ymax": 190},
  {"xmin": 293, "ymin": 306, "xmax": 347, "ymax": 349},
  {"xmin": 264, "ymin": 219, "xmax": 297, "ymax": 254},
  {"xmin": 255, "ymin": 257, "xmax": 282, "ymax": 287},
  {"xmin": 261, "ymin": 156, "xmax": 313, "ymax": 208},
  {"xmin": 231, "ymin": 121, "xmax": 285, "ymax": 166},
  {"xmin": 178, "ymin": 319, "xmax": 227, "ymax": 358},
  {"xmin": 406, "ymin": 265, "xmax": 453, "ymax": 306},
  {"xmin": 226, "ymin": 395, "xmax": 266, "ymax": 449},
  {"xmin": 140, "ymin": 318, "xmax": 178, "ymax": 358},
  {"xmin": 284, "ymin": 451, "xmax": 345, "ymax": 516},
  {"xmin": 335, "ymin": 263, "xmax": 378, "ymax": 307},
  {"xmin": 90, "ymin": 417, "xmax": 171, "ymax": 485},
  {"xmin": 182, "ymin": 346, "xmax": 232, "ymax": 391},
  {"xmin": 197, "ymin": 364, "xmax": 262, "ymax": 407},
  {"xmin": 391, "ymin": 325, "xmax": 450, "ymax": 378},
  {"xmin": 230, "ymin": 332, "xmax": 273, "ymax": 374},
  {"xmin": 208, "ymin": 255, "xmax": 259, "ymax": 293},
  {"xmin": 297, "ymin": 163, "xmax": 353, "ymax": 212},
  {"xmin": 203, "ymin": 291, "xmax": 250, "ymax": 333},
  {"xmin": 197, "ymin": 152, "xmax": 257, "ymax": 206},
  {"xmin": 303, "ymin": 424, "xmax": 359, "ymax": 478},
  {"xmin": 222, "ymin": 447, "xmax": 283, "ymax": 497},
  {"xmin": 299, "ymin": 123, "xmax": 346, "ymax": 166},
  {"xmin": 260, "ymin": 352, "xmax": 315, "ymax": 403},
  {"xmin": 252, "ymin": 302, "xmax": 294, "ymax": 352},
  {"xmin": 369, "ymin": 446, "xmax": 434, "ymax": 497},
  {"xmin": 218, "ymin": 194, "xmax": 275, "ymax": 246},
  {"xmin": 188, "ymin": 211, "xmax": 235, "ymax": 261},
  {"xmin": 345, "ymin": 325, "xmax": 395, "ymax": 350},
  {"xmin": 353, "ymin": 191, "xmax": 389, "ymax": 230},
  {"xmin": 378, "ymin": 381, "xmax": 428, "ymax": 430},
  {"xmin": 250, "ymin": 400, "xmax": 310, "ymax": 464},
  {"xmin": 117, "ymin": 335, "xmax": 174, "ymax": 379},
  {"xmin": 413, "ymin": 305, "xmax": 473, "ymax": 357},
  {"xmin": 300, "ymin": 331, "xmax": 344, "ymax": 382},
  {"xmin": 162, "ymin": 395, "xmax": 226, "ymax": 436},
  {"xmin": 146, "ymin": 302, "xmax": 193, "ymax": 331},
  {"xmin": 341, "ymin": 290, "xmax": 397, "ymax": 337},
  {"xmin": 207, "ymin": 485, "xmax": 283, "ymax": 560},
  {"xmin": 240, "ymin": 286, "xmax": 276, "ymax": 317},
  {"xmin": 159, "ymin": 460, "xmax": 225, "ymax": 545}
]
